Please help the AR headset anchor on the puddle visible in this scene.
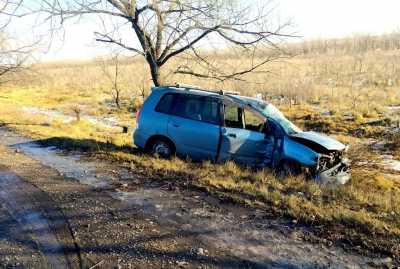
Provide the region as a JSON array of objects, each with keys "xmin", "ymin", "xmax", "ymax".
[
  {"xmin": 366, "ymin": 140, "xmax": 400, "ymax": 174},
  {"xmin": 21, "ymin": 106, "xmax": 122, "ymax": 130},
  {"xmin": 381, "ymin": 154, "xmax": 400, "ymax": 171},
  {"xmin": 0, "ymin": 128, "xmax": 109, "ymax": 188},
  {"xmin": 14, "ymin": 142, "xmax": 109, "ymax": 188},
  {"xmin": 371, "ymin": 141, "xmax": 386, "ymax": 151},
  {"xmin": 0, "ymin": 171, "xmax": 69, "ymax": 269},
  {"xmin": 387, "ymin": 105, "xmax": 400, "ymax": 111}
]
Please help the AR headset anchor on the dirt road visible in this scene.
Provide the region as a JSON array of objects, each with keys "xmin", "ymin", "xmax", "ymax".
[
  {"xmin": 0, "ymin": 170, "xmax": 81, "ymax": 268},
  {"xmin": 0, "ymin": 127, "xmax": 385, "ymax": 268}
]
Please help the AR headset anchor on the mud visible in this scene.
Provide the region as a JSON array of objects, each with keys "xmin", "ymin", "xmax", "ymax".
[
  {"xmin": 0, "ymin": 170, "xmax": 81, "ymax": 269},
  {"xmin": 352, "ymin": 139, "xmax": 400, "ymax": 181},
  {"xmin": 110, "ymin": 189, "xmax": 373, "ymax": 268}
]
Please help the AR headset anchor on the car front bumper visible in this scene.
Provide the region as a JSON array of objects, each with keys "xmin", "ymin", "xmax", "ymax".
[{"xmin": 317, "ymin": 160, "xmax": 351, "ymax": 185}]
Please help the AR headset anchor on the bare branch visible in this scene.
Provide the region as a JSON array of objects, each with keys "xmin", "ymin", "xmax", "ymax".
[
  {"xmin": 95, "ymin": 32, "xmax": 145, "ymax": 56},
  {"xmin": 0, "ymin": 0, "xmax": 37, "ymax": 84}
]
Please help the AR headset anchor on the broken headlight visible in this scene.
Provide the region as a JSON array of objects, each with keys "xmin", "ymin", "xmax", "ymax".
[{"xmin": 316, "ymin": 151, "xmax": 345, "ymax": 172}]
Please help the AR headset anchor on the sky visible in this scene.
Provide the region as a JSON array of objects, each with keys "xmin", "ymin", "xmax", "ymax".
[
  {"xmin": 7, "ymin": 0, "xmax": 400, "ymax": 61},
  {"xmin": 278, "ymin": 0, "xmax": 400, "ymax": 38}
]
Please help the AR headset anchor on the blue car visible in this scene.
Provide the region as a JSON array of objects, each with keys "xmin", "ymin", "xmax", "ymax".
[{"xmin": 134, "ymin": 84, "xmax": 350, "ymax": 184}]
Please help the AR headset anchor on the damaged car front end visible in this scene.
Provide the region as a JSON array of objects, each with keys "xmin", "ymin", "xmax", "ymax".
[
  {"xmin": 286, "ymin": 132, "xmax": 351, "ymax": 184},
  {"xmin": 232, "ymin": 96, "xmax": 351, "ymax": 185}
]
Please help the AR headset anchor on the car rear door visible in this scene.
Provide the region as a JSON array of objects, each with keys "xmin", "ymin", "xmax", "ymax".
[
  {"xmin": 167, "ymin": 93, "xmax": 221, "ymax": 161},
  {"xmin": 218, "ymin": 103, "xmax": 274, "ymax": 166}
]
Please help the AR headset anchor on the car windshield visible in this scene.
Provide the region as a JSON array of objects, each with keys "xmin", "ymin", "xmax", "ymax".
[
  {"xmin": 261, "ymin": 103, "xmax": 302, "ymax": 134},
  {"xmin": 234, "ymin": 97, "xmax": 302, "ymax": 134}
]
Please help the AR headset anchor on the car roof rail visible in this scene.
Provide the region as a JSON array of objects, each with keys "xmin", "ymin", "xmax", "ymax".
[
  {"xmin": 218, "ymin": 90, "xmax": 241, "ymax": 96},
  {"xmin": 170, "ymin": 82, "xmax": 240, "ymax": 96},
  {"xmin": 174, "ymin": 83, "xmax": 202, "ymax": 90}
]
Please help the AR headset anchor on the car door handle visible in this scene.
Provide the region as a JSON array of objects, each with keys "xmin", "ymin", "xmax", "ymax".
[
  {"xmin": 171, "ymin": 122, "xmax": 180, "ymax": 128},
  {"xmin": 227, "ymin": 133, "xmax": 237, "ymax": 138}
]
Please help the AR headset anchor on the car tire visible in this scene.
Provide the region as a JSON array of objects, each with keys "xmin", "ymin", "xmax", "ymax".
[{"xmin": 149, "ymin": 138, "xmax": 175, "ymax": 159}]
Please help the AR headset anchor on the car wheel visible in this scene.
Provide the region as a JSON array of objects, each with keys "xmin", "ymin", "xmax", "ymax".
[{"xmin": 150, "ymin": 138, "xmax": 174, "ymax": 158}]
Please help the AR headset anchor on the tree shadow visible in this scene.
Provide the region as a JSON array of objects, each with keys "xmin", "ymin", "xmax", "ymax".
[{"xmin": 34, "ymin": 136, "xmax": 140, "ymax": 155}]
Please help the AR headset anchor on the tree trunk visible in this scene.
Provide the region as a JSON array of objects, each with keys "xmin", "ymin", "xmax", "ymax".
[
  {"xmin": 146, "ymin": 54, "xmax": 161, "ymax": 87},
  {"xmin": 114, "ymin": 58, "xmax": 121, "ymax": 109},
  {"xmin": 114, "ymin": 88, "xmax": 121, "ymax": 109},
  {"xmin": 150, "ymin": 64, "xmax": 160, "ymax": 87}
]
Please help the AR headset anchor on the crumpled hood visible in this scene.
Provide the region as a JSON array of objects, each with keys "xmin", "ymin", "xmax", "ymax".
[{"xmin": 290, "ymin": 131, "xmax": 346, "ymax": 151}]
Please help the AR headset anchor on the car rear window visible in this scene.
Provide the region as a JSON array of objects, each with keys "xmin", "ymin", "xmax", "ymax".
[
  {"xmin": 155, "ymin": 93, "xmax": 175, "ymax": 114},
  {"xmin": 171, "ymin": 94, "xmax": 220, "ymax": 125}
]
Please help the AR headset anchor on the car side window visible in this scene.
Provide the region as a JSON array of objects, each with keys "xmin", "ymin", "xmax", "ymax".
[
  {"xmin": 155, "ymin": 93, "xmax": 176, "ymax": 114},
  {"xmin": 171, "ymin": 94, "xmax": 220, "ymax": 125},
  {"xmin": 202, "ymin": 97, "xmax": 220, "ymax": 124},
  {"xmin": 244, "ymin": 109, "xmax": 265, "ymax": 132},
  {"xmin": 224, "ymin": 104, "xmax": 244, "ymax": 129}
]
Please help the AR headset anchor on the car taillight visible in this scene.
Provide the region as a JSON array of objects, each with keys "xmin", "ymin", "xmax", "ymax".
[{"xmin": 136, "ymin": 108, "xmax": 141, "ymax": 123}]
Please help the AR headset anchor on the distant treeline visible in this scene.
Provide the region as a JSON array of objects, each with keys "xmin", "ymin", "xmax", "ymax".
[{"xmin": 286, "ymin": 33, "xmax": 400, "ymax": 55}]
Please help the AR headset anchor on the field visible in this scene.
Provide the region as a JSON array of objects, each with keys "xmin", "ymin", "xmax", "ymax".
[{"xmin": 1, "ymin": 35, "xmax": 400, "ymax": 260}]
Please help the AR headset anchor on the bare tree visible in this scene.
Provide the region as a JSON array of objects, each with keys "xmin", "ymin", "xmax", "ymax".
[
  {"xmin": 99, "ymin": 52, "xmax": 123, "ymax": 109},
  {"xmin": 0, "ymin": 0, "xmax": 34, "ymax": 84},
  {"xmin": 20, "ymin": 0, "xmax": 293, "ymax": 86}
]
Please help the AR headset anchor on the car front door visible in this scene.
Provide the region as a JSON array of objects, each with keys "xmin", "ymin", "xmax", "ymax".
[
  {"xmin": 167, "ymin": 94, "xmax": 221, "ymax": 161},
  {"xmin": 218, "ymin": 103, "xmax": 274, "ymax": 166}
]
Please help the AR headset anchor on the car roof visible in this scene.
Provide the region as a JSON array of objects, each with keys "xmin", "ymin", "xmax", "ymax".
[{"xmin": 153, "ymin": 86, "xmax": 269, "ymax": 106}]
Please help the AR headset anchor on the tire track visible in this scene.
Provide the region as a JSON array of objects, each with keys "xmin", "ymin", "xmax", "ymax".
[{"xmin": 0, "ymin": 171, "xmax": 82, "ymax": 269}]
